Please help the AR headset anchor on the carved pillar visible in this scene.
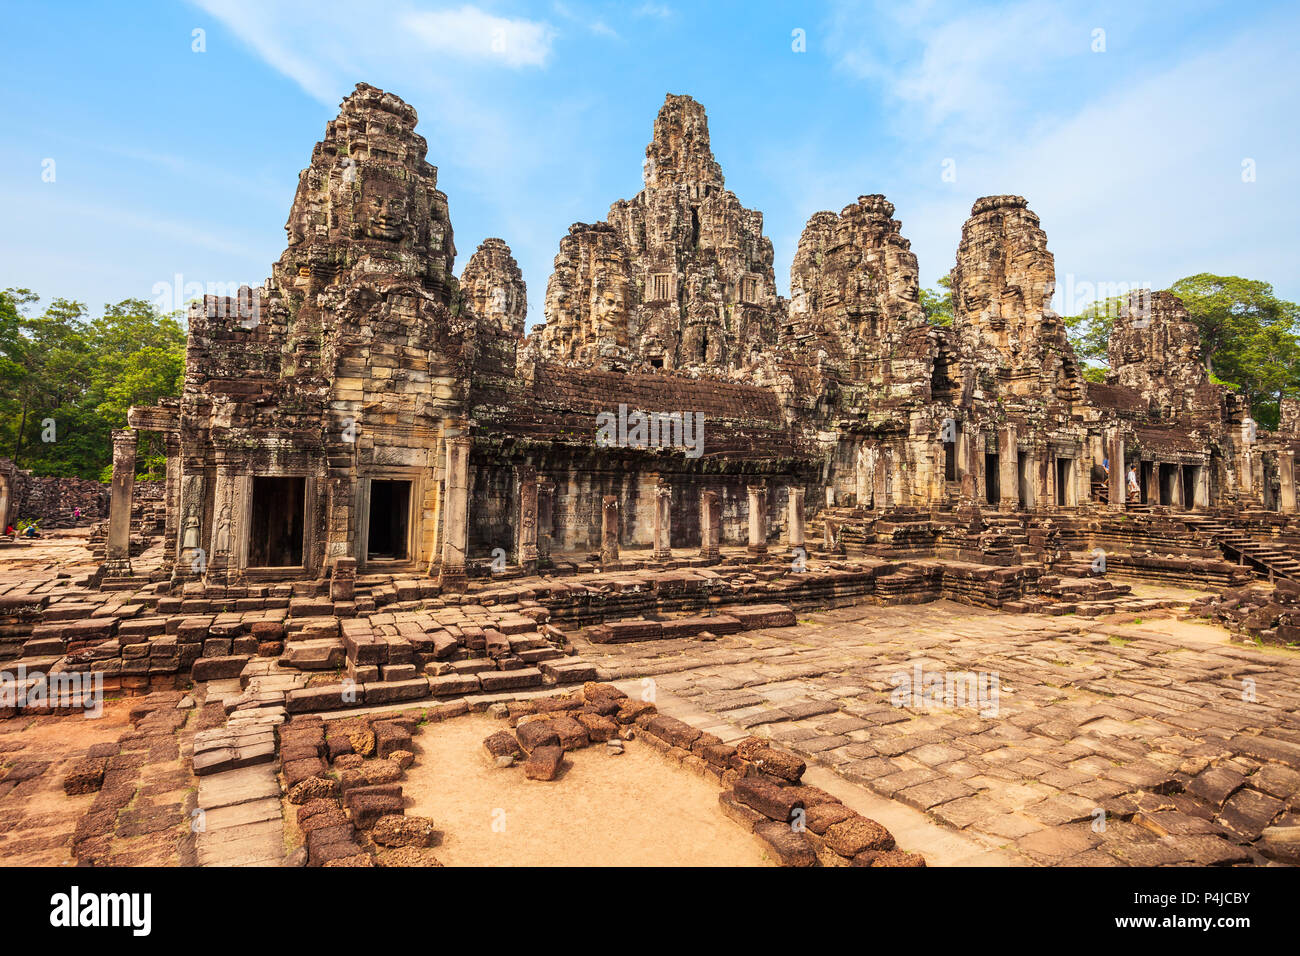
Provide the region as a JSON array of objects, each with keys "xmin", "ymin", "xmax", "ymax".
[
  {"xmin": 855, "ymin": 445, "xmax": 872, "ymax": 508},
  {"xmin": 204, "ymin": 461, "xmax": 239, "ymax": 584},
  {"xmin": 176, "ymin": 471, "xmax": 205, "ymax": 580},
  {"xmin": 103, "ymin": 428, "xmax": 137, "ymax": 578},
  {"xmin": 437, "ymin": 436, "xmax": 470, "ymax": 592},
  {"xmin": 0, "ymin": 478, "xmax": 10, "ymax": 533},
  {"xmin": 1108, "ymin": 432, "xmax": 1125, "ymax": 511},
  {"xmin": 537, "ymin": 478, "xmax": 555, "ymax": 563},
  {"xmin": 652, "ymin": 480, "xmax": 672, "ymax": 560},
  {"xmin": 516, "ymin": 465, "xmax": 538, "ymax": 572},
  {"xmin": 600, "ymin": 495, "xmax": 620, "ymax": 565},
  {"xmin": 1280, "ymin": 452, "xmax": 1297, "ymax": 514},
  {"xmin": 747, "ymin": 484, "xmax": 768, "ymax": 556},
  {"xmin": 699, "ymin": 490, "xmax": 720, "ymax": 562},
  {"xmin": 787, "ymin": 486, "xmax": 805, "ymax": 550},
  {"xmin": 825, "ymin": 485, "xmax": 835, "ymax": 508},
  {"xmin": 1239, "ymin": 422, "xmax": 1255, "ymax": 499}
]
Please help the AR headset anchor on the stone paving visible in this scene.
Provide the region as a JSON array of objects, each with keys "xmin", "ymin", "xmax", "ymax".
[{"xmin": 575, "ymin": 597, "xmax": 1300, "ymax": 865}]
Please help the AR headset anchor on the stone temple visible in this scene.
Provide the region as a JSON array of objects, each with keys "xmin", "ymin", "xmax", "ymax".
[
  {"xmin": 108, "ymin": 84, "xmax": 1298, "ymax": 587},
  {"xmin": 4, "ymin": 84, "xmax": 1300, "ymax": 868}
]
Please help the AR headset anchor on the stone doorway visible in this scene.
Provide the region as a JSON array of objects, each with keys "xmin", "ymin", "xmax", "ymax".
[
  {"xmin": 248, "ymin": 476, "xmax": 305, "ymax": 567},
  {"xmin": 368, "ymin": 479, "xmax": 411, "ymax": 561},
  {"xmin": 985, "ymin": 453, "xmax": 1000, "ymax": 505},
  {"xmin": 1182, "ymin": 465, "xmax": 1198, "ymax": 510},
  {"xmin": 1055, "ymin": 458, "xmax": 1075, "ymax": 507}
]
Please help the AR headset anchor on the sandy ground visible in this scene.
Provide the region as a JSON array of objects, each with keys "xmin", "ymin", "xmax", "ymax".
[{"xmin": 404, "ymin": 714, "xmax": 772, "ymax": 867}]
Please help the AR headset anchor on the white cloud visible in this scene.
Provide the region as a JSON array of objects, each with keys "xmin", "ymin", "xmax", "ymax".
[
  {"xmin": 634, "ymin": 3, "xmax": 673, "ymax": 18},
  {"xmin": 404, "ymin": 5, "xmax": 556, "ymax": 68}
]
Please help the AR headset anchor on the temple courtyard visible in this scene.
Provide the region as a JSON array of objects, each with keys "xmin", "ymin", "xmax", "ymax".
[{"xmin": 2, "ymin": 528, "xmax": 1298, "ymax": 868}]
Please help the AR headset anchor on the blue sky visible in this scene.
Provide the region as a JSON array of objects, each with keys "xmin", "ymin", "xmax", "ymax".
[{"xmin": 2, "ymin": 0, "xmax": 1297, "ymax": 328}]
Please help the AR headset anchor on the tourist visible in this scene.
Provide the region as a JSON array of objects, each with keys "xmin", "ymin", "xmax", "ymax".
[{"xmin": 1127, "ymin": 466, "xmax": 1140, "ymax": 500}]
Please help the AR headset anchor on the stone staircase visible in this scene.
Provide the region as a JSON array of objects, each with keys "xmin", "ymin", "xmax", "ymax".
[{"xmin": 1186, "ymin": 516, "xmax": 1300, "ymax": 582}]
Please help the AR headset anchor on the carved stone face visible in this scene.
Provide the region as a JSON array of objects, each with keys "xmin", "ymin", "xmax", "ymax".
[
  {"xmin": 356, "ymin": 169, "xmax": 411, "ymax": 242},
  {"xmin": 592, "ymin": 282, "xmax": 625, "ymax": 336}
]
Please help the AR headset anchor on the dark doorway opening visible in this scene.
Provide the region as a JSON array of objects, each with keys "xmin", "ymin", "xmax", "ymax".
[
  {"xmin": 249, "ymin": 477, "xmax": 305, "ymax": 567},
  {"xmin": 944, "ymin": 441, "xmax": 957, "ymax": 482},
  {"xmin": 985, "ymin": 453, "xmax": 1000, "ymax": 505},
  {"xmin": 368, "ymin": 479, "xmax": 411, "ymax": 560},
  {"xmin": 1182, "ymin": 466, "xmax": 1197, "ymax": 509},
  {"xmin": 1055, "ymin": 458, "xmax": 1073, "ymax": 507},
  {"xmin": 1140, "ymin": 461, "xmax": 1153, "ymax": 504},
  {"xmin": 1017, "ymin": 452, "xmax": 1031, "ymax": 509}
]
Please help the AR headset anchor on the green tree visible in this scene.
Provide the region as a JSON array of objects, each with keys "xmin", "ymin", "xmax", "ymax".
[
  {"xmin": 1169, "ymin": 274, "xmax": 1300, "ymax": 429},
  {"xmin": 921, "ymin": 275, "xmax": 953, "ymax": 327},
  {"xmin": 0, "ymin": 290, "xmax": 185, "ymax": 479}
]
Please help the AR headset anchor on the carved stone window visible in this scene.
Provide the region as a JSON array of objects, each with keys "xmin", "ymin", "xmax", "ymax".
[
  {"xmin": 650, "ymin": 273, "xmax": 672, "ymax": 301},
  {"xmin": 741, "ymin": 276, "xmax": 758, "ymax": 304}
]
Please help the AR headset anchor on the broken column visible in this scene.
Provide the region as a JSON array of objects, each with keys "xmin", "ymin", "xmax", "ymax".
[
  {"xmin": 652, "ymin": 480, "xmax": 672, "ymax": 560},
  {"xmin": 787, "ymin": 486, "xmax": 805, "ymax": 550},
  {"xmin": 747, "ymin": 484, "xmax": 768, "ymax": 556},
  {"xmin": 330, "ymin": 556, "xmax": 356, "ymax": 602},
  {"xmin": 103, "ymin": 428, "xmax": 137, "ymax": 578},
  {"xmin": 699, "ymin": 490, "xmax": 721, "ymax": 562},
  {"xmin": 438, "ymin": 435, "xmax": 470, "ymax": 592},
  {"xmin": 516, "ymin": 465, "xmax": 538, "ymax": 572},
  {"xmin": 600, "ymin": 495, "xmax": 620, "ymax": 564}
]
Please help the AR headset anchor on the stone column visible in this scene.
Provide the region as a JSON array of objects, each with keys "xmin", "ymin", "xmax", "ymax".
[
  {"xmin": 600, "ymin": 495, "xmax": 620, "ymax": 565},
  {"xmin": 747, "ymin": 484, "xmax": 768, "ymax": 556},
  {"xmin": 1108, "ymin": 432, "xmax": 1125, "ymax": 510},
  {"xmin": 103, "ymin": 428, "xmax": 137, "ymax": 578},
  {"xmin": 699, "ymin": 490, "xmax": 720, "ymax": 562},
  {"xmin": 176, "ymin": 472, "xmax": 205, "ymax": 579},
  {"xmin": 787, "ymin": 486, "xmax": 805, "ymax": 550},
  {"xmin": 855, "ymin": 445, "xmax": 872, "ymax": 508},
  {"xmin": 0, "ymin": 477, "xmax": 10, "ymax": 533},
  {"xmin": 437, "ymin": 436, "xmax": 471, "ymax": 592},
  {"xmin": 958, "ymin": 428, "xmax": 976, "ymax": 501},
  {"xmin": 825, "ymin": 485, "xmax": 835, "ymax": 508},
  {"xmin": 1280, "ymin": 453, "xmax": 1297, "ymax": 514},
  {"xmin": 1239, "ymin": 422, "xmax": 1255, "ymax": 498},
  {"xmin": 652, "ymin": 481, "xmax": 672, "ymax": 560},
  {"xmin": 1000, "ymin": 428, "xmax": 1018, "ymax": 513},
  {"xmin": 204, "ymin": 461, "xmax": 238, "ymax": 584},
  {"xmin": 537, "ymin": 478, "xmax": 555, "ymax": 562},
  {"xmin": 161, "ymin": 433, "xmax": 181, "ymax": 572},
  {"xmin": 515, "ymin": 465, "xmax": 538, "ymax": 573}
]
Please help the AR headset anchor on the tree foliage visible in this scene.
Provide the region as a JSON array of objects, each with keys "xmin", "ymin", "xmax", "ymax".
[
  {"xmin": 0, "ymin": 289, "xmax": 185, "ymax": 479},
  {"xmin": 1062, "ymin": 274, "xmax": 1300, "ymax": 430},
  {"xmin": 920, "ymin": 275, "xmax": 953, "ymax": 327}
]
